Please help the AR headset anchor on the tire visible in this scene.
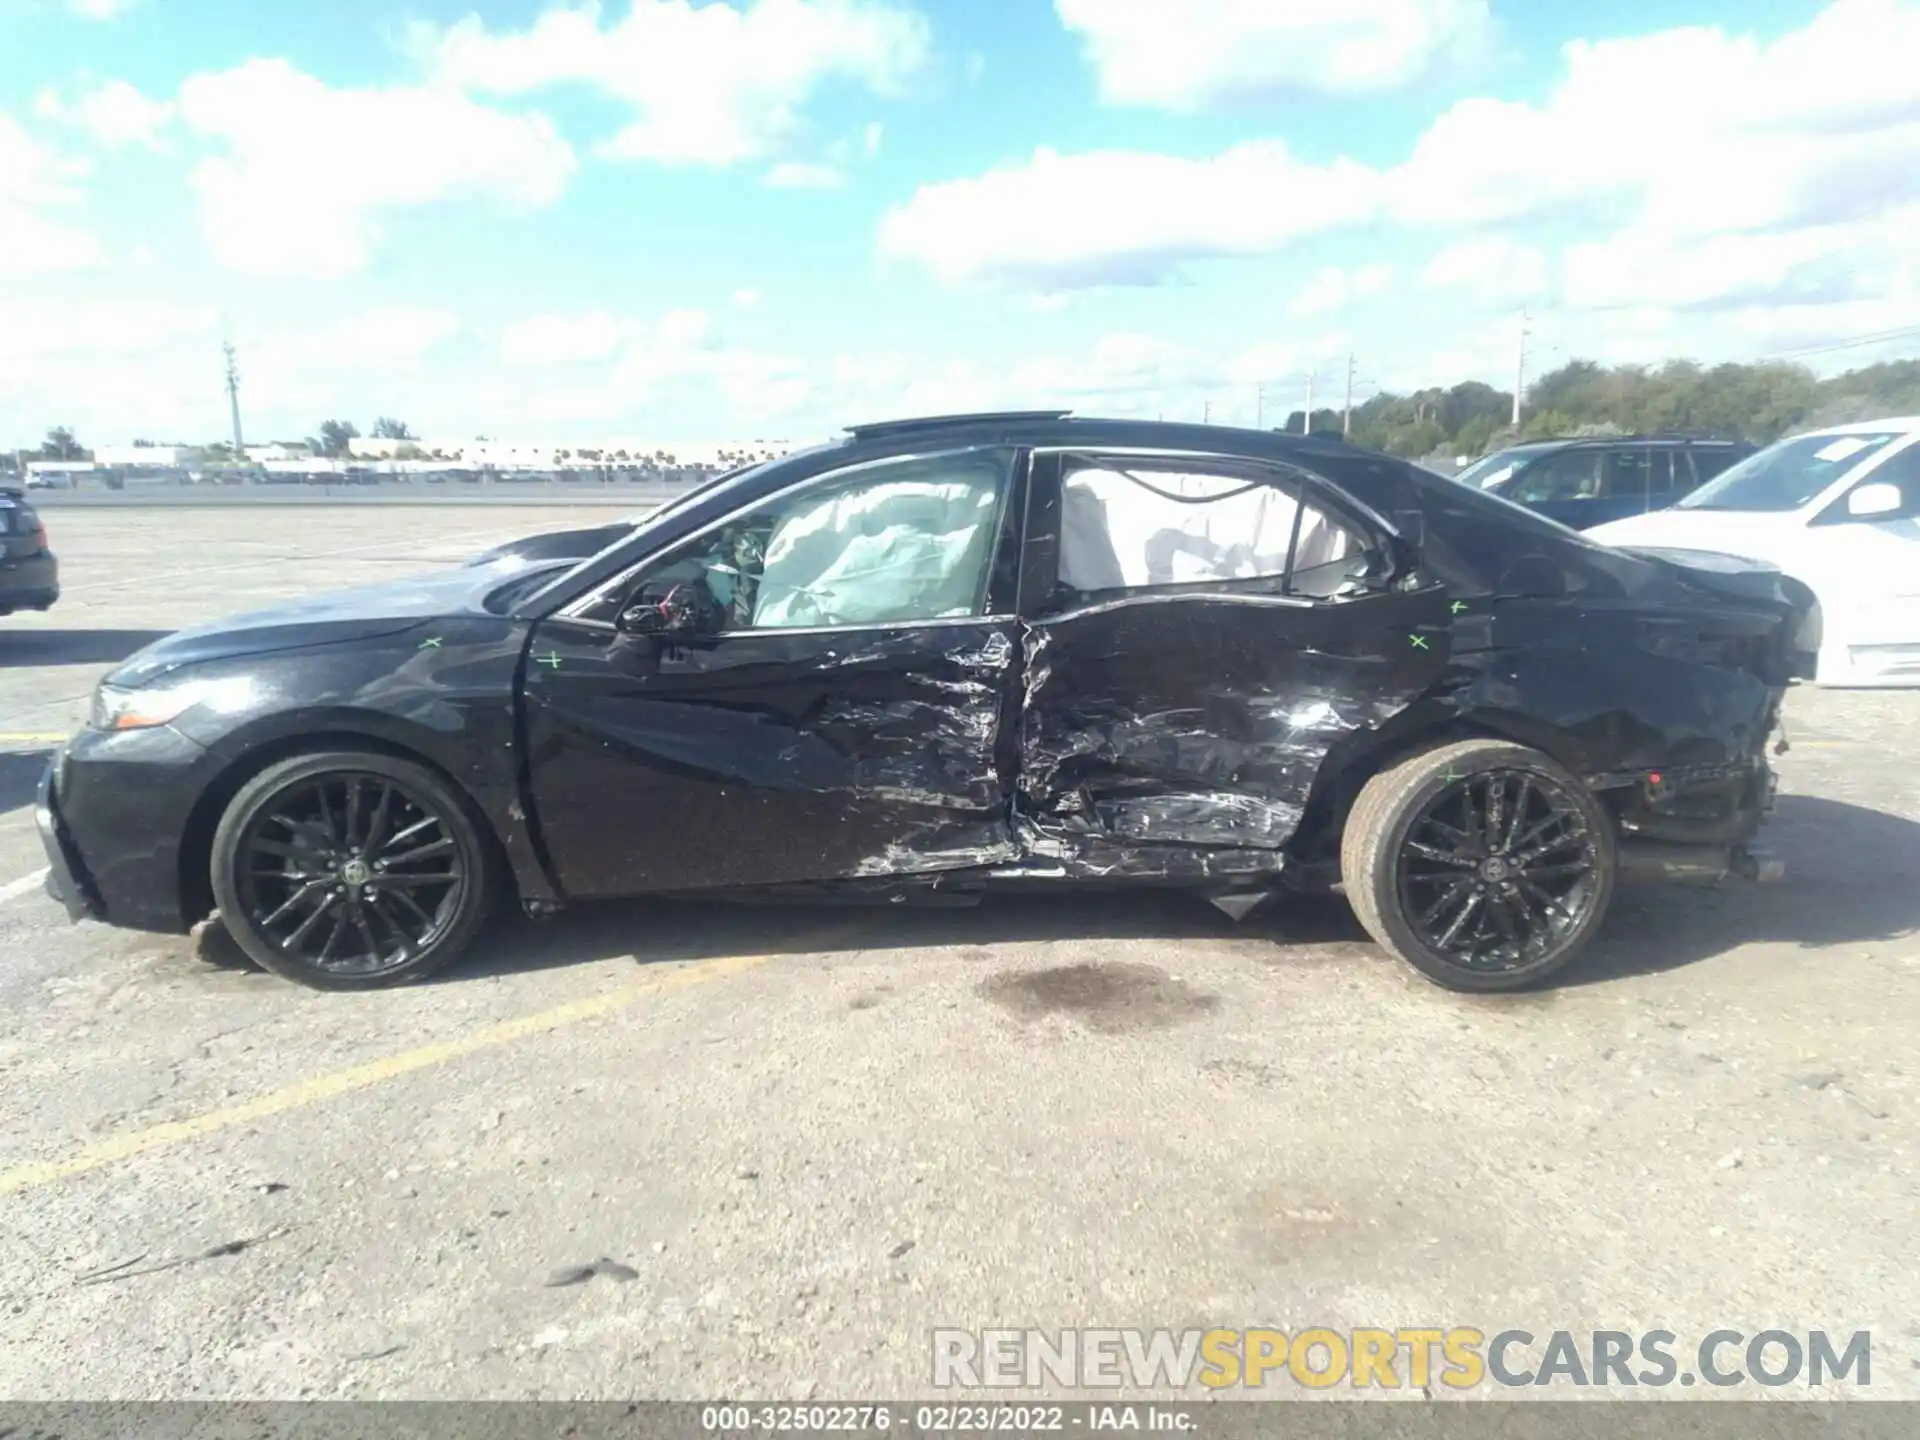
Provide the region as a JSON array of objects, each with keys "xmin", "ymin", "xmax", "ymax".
[
  {"xmin": 1340, "ymin": 739, "xmax": 1616, "ymax": 992},
  {"xmin": 210, "ymin": 750, "xmax": 497, "ymax": 990}
]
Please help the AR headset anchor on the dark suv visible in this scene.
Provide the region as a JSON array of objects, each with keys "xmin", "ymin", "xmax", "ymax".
[
  {"xmin": 1453, "ymin": 436, "xmax": 1755, "ymax": 530},
  {"xmin": 0, "ymin": 488, "xmax": 58, "ymax": 615}
]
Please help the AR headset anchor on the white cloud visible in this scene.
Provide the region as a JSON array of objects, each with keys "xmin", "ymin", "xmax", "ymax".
[
  {"xmin": 0, "ymin": 113, "xmax": 103, "ymax": 276},
  {"xmin": 36, "ymin": 80, "xmax": 176, "ymax": 150},
  {"xmin": 879, "ymin": 142, "xmax": 1381, "ymax": 286},
  {"xmin": 887, "ymin": 0, "xmax": 1920, "ymax": 313},
  {"xmin": 257, "ymin": 309, "xmax": 462, "ymax": 373},
  {"xmin": 764, "ymin": 160, "xmax": 846, "ymax": 189},
  {"xmin": 1056, "ymin": 0, "xmax": 1492, "ymax": 107},
  {"xmin": 1564, "ymin": 226, "xmax": 1875, "ymax": 313},
  {"xmin": 0, "ymin": 300, "xmax": 215, "ymax": 383},
  {"xmin": 176, "ymin": 59, "xmax": 575, "ymax": 279},
  {"xmin": 420, "ymin": 0, "xmax": 930, "ymax": 166},
  {"xmin": 731, "ymin": 288, "xmax": 761, "ymax": 308},
  {"xmin": 0, "ymin": 306, "xmax": 458, "ymax": 444},
  {"xmin": 501, "ymin": 311, "xmax": 628, "ymax": 367},
  {"xmin": 1421, "ymin": 237, "xmax": 1548, "ymax": 304},
  {"xmin": 1290, "ymin": 264, "xmax": 1391, "ymax": 316},
  {"xmin": 481, "ymin": 306, "xmax": 808, "ymax": 425},
  {"xmin": 863, "ymin": 121, "xmax": 883, "ymax": 156},
  {"xmin": 70, "ymin": 0, "xmax": 134, "ymax": 17},
  {"xmin": 1393, "ymin": 0, "xmax": 1920, "ymax": 235}
]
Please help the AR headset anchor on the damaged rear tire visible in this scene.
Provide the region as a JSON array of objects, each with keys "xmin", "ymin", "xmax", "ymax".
[{"xmin": 1341, "ymin": 739, "xmax": 1615, "ymax": 992}]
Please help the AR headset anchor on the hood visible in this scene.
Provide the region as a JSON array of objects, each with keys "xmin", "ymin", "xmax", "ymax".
[
  {"xmin": 107, "ymin": 564, "xmax": 521, "ymax": 688},
  {"xmin": 1587, "ymin": 506, "xmax": 1802, "ymax": 561}
]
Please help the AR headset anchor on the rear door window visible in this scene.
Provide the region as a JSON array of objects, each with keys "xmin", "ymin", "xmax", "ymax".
[
  {"xmin": 1603, "ymin": 448, "xmax": 1657, "ymax": 500},
  {"xmin": 1052, "ymin": 456, "xmax": 1383, "ymax": 608}
]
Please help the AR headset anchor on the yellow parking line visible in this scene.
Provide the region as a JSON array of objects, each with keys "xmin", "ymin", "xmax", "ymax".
[
  {"xmin": 0, "ymin": 733, "xmax": 68, "ymax": 744},
  {"xmin": 0, "ymin": 928, "xmax": 866, "ymax": 1197}
]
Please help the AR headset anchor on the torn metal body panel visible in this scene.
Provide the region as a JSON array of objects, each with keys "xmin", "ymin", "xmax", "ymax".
[
  {"xmin": 1015, "ymin": 588, "xmax": 1452, "ymax": 877},
  {"xmin": 519, "ymin": 618, "xmax": 1021, "ymax": 897}
]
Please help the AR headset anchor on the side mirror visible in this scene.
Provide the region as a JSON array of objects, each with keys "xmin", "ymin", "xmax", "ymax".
[
  {"xmin": 1846, "ymin": 481, "xmax": 1903, "ymax": 520},
  {"xmin": 616, "ymin": 581, "xmax": 718, "ymax": 637}
]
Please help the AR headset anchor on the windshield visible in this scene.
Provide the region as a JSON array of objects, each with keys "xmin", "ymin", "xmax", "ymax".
[
  {"xmin": 1677, "ymin": 431, "xmax": 1905, "ymax": 512},
  {"xmin": 1452, "ymin": 446, "xmax": 1552, "ymax": 491}
]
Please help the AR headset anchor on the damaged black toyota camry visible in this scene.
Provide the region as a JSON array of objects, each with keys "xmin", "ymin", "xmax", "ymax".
[{"xmin": 37, "ymin": 413, "xmax": 1821, "ymax": 992}]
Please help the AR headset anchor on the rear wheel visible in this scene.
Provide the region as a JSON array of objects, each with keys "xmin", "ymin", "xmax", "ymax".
[
  {"xmin": 209, "ymin": 751, "xmax": 495, "ymax": 990},
  {"xmin": 1340, "ymin": 739, "xmax": 1615, "ymax": 992}
]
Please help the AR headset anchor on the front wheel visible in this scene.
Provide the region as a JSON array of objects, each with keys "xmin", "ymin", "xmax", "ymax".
[
  {"xmin": 1340, "ymin": 739, "xmax": 1616, "ymax": 992},
  {"xmin": 209, "ymin": 751, "xmax": 496, "ymax": 990}
]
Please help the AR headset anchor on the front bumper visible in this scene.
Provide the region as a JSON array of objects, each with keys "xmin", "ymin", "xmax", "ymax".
[
  {"xmin": 35, "ymin": 751, "xmax": 100, "ymax": 921},
  {"xmin": 35, "ymin": 726, "xmax": 209, "ymax": 934}
]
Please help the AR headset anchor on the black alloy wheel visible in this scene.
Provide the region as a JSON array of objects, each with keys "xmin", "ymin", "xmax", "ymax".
[
  {"xmin": 1342, "ymin": 739, "xmax": 1617, "ymax": 991},
  {"xmin": 210, "ymin": 751, "xmax": 495, "ymax": 989},
  {"xmin": 1395, "ymin": 767, "xmax": 1601, "ymax": 973}
]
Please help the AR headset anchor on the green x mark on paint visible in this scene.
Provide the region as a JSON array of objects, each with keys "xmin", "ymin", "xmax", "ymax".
[
  {"xmin": 1450, "ymin": 601, "xmax": 1469, "ymax": 615},
  {"xmin": 418, "ymin": 636, "xmax": 443, "ymax": 649},
  {"xmin": 1408, "ymin": 633, "xmax": 1431, "ymax": 650},
  {"xmin": 536, "ymin": 651, "xmax": 564, "ymax": 669}
]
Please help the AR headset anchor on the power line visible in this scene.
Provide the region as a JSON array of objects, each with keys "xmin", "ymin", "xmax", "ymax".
[{"xmin": 1760, "ymin": 323, "xmax": 1920, "ymax": 362}]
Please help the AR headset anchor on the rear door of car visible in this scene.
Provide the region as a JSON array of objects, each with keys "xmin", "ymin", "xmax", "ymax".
[{"xmin": 1010, "ymin": 448, "xmax": 1452, "ymax": 879}]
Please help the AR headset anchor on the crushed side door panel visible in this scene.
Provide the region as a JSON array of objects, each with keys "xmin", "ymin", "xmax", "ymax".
[{"xmin": 1014, "ymin": 588, "xmax": 1453, "ymax": 877}]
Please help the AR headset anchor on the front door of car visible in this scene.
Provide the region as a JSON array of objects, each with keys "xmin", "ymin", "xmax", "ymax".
[
  {"xmin": 520, "ymin": 447, "xmax": 1027, "ymax": 898},
  {"xmin": 1011, "ymin": 451, "xmax": 1452, "ymax": 879}
]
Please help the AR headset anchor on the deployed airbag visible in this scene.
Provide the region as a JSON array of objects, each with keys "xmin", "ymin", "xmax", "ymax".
[
  {"xmin": 1058, "ymin": 466, "xmax": 1355, "ymax": 591},
  {"xmin": 751, "ymin": 468, "xmax": 1004, "ymax": 628}
]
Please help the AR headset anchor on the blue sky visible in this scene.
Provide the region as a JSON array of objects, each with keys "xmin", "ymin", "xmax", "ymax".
[{"xmin": 2, "ymin": 0, "xmax": 1917, "ymax": 448}]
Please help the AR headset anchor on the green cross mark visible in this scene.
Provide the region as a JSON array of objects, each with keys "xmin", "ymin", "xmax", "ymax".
[
  {"xmin": 418, "ymin": 636, "xmax": 443, "ymax": 649},
  {"xmin": 1450, "ymin": 601, "xmax": 1469, "ymax": 615},
  {"xmin": 536, "ymin": 651, "xmax": 564, "ymax": 669},
  {"xmin": 1408, "ymin": 633, "xmax": 1431, "ymax": 650}
]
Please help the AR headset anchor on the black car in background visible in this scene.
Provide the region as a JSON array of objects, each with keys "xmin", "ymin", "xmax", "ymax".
[
  {"xmin": 1453, "ymin": 435, "xmax": 1754, "ymax": 529},
  {"xmin": 38, "ymin": 413, "xmax": 1819, "ymax": 994},
  {"xmin": 0, "ymin": 488, "xmax": 58, "ymax": 615}
]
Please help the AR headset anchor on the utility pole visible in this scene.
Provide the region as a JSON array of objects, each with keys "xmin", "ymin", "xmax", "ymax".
[
  {"xmin": 1256, "ymin": 384, "xmax": 1264, "ymax": 429},
  {"xmin": 1303, "ymin": 370, "xmax": 1315, "ymax": 433},
  {"xmin": 1512, "ymin": 308, "xmax": 1530, "ymax": 428},
  {"xmin": 1203, "ymin": 399, "xmax": 1211, "ymax": 424},
  {"xmin": 1343, "ymin": 352, "xmax": 1356, "ymax": 437},
  {"xmin": 223, "ymin": 338, "xmax": 245, "ymax": 457}
]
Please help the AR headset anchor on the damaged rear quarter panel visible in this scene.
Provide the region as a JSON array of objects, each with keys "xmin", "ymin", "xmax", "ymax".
[{"xmin": 1015, "ymin": 588, "xmax": 1454, "ymax": 873}]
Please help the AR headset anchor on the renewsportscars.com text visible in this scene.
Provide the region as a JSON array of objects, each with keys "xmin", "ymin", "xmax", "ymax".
[{"xmin": 931, "ymin": 1327, "xmax": 1873, "ymax": 1391}]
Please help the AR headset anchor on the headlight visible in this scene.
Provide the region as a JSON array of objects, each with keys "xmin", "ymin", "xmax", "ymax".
[{"xmin": 89, "ymin": 676, "xmax": 257, "ymax": 732}]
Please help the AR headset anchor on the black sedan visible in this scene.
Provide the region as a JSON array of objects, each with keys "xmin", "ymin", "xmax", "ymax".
[
  {"xmin": 37, "ymin": 412, "xmax": 1820, "ymax": 992},
  {"xmin": 1, "ymin": 487, "xmax": 59, "ymax": 615}
]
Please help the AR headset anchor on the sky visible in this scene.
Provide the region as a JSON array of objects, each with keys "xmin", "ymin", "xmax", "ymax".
[{"xmin": 2, "ymin": 0, "xmax": 1918, "ymax": 448}]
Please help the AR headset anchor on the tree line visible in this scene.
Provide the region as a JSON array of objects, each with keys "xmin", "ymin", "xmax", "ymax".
[{"xmin": 1287, "ymin": 356, "xmax": 1920, "ymax": 461}]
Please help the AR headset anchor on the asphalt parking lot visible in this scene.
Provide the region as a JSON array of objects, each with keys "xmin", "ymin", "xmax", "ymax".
[{"xmin": 0, "ymin": 504, "xmax": 1916, "ymax": 1401}]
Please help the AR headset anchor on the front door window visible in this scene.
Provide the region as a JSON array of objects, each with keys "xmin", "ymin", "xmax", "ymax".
[{"xmin": 584, "ymin": 448, "xmax": 1017, "ymax": 631}]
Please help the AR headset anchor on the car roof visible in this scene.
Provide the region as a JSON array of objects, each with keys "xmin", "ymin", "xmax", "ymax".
[
  {"xmin": 819, "ymin": 411, "xmax": 1378, "ymax": 467},
  {"xmin": 1508, "ymin": 434, "xmax": 1750, "ymax": 449},
  {"xmin": 1799, "ymin": 415, "xmax": 1920, "ymax": 438}
]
